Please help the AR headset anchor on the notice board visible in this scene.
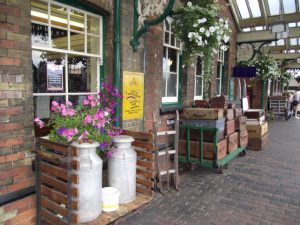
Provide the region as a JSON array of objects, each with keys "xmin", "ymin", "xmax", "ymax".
[{"xmin": 122, "ymin": 71, "xmax": 144, "ymax": 120}]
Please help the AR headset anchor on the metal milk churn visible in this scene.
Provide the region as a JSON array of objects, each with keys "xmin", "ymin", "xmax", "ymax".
[{"xmin": 108, "ymin": 135, "xmax": 136, "ymax": 204}]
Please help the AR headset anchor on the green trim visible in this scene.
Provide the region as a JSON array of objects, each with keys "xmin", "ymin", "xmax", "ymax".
[
  {"xmin": 55, "ymin": 0, "xmax": 110, "ymax": 16},
  {"xmin": 216, "ymin": 146, "xmax": 245, "ymax": 167},
  {"xmin": 100, "ymin": 16, "xmax": 106, "ymax": 83},
  {"xmin": 114, "ymin": 0, "xmax": 121, "ymax": 127},
  {"xmin": 130, "ymin": 0, "xmax": 175, "ymax": 51}
]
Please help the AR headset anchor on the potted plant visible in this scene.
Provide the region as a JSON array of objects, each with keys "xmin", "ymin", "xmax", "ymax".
[
  {"xmin": 34, "ymin": 82, "xmax": 122, "ymax": 223},
  {"xmin": 172, "ymin": 0, "xmax": 232, "ymax": 98}
]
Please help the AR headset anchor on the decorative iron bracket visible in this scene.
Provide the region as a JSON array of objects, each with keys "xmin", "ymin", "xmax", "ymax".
[{"xmin": 130, "ymin": 0, "xmax": 175, "ymax": 51}]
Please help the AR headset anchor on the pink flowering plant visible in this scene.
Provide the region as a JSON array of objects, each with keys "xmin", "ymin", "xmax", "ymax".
[{"xmin": 34, "ymin": 83, "xmax": 122, "ymax": 152}]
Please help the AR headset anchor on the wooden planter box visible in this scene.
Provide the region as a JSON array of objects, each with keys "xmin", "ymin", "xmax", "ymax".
[
  {"xmin": 239, "ymin": 130, "xmax": 248, "ymax": 147},
  {"xmin": 227, "ymin": 132, "xmax": 238, "ymax": 153},
  {"xmin": 34, "ymin": 133, "xmax": 155, "ymax": 225},
  {"xmin": 235, "ymin": 116, "xmax": 247, "ymax": 131},
  {"xmin": 183, "ymin": 108, "xmax": 224, "ymax": 120}
]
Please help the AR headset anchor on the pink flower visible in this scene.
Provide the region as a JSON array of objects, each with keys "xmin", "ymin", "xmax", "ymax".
[
  {"xmin": 88, "ymin": 95, "xmax": 94, "ymax": 100},
  {"xmin": 34, "ymin": 118, "xmax": 45, "ymax": 128},
  {"xmin": 90, "ymin": 100, "xmax": 97, "ymax": 107},
  {"xmin": 78, "ymin": 130, "xmax": 89, "ymax": 141},
  {"xmin": 51, "ymin": 101, "xmax": 59, "ymax": 112},
  {"xmin": 52, "ymin": 101, "xmax": 59, "ymax": 107},
  {"xmin": 106, "ymin": 150, "xmax": 114, "ymax": 158},
  {"xmin": 83, "ymin": 99, "xmax": 90, "ymax": 105},
  {"xmin": 84, "ymin": 115, "xmax": 93, "ymax": 125},
  {"xmin": 67, "ymin": 101, "xmax": 73, "ymax": 107},
  {"xmin": 66, "ymin": 109, "xmax": 75, "ymax": 116}
]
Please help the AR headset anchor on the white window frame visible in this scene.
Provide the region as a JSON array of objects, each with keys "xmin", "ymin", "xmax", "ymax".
[
  {"xmin": 31, "ymin": 0, "xmax": 103, "ymax": 102},
  {"xmin": 162, "ymin": 18, "xmax": 182, "ymax": 104},
  {"xmin": 194, "ymin": 57, "xmax": 204, "ymax": 100},
  {"xmin": 216, "ymin": 49, "xmax": 225, "ymax": 96}
]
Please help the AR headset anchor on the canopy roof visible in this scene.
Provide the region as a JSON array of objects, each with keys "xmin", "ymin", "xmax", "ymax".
[{"xmin": 229, "ymin": 0, "xmax": 300, "ymax": 69}]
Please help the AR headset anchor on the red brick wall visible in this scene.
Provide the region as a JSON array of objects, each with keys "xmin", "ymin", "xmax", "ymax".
[{"xmin": 0, "ymin": 0, "xmax": 36, "ymax": 224}]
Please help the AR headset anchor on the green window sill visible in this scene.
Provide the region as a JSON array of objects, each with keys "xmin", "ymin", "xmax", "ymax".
[{"xmin": 160, "ymin": 102, "xmax": 183, "ymax": 114}]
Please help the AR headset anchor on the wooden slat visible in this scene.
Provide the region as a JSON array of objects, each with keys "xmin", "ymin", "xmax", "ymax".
[
  {"xmin": 136, "ymin": 150, "xmax": 155, "ymax": 160},
  {"xmin": 71, "ymin": 146, "xmax": 79, "ymax": 157},
  {"xmin": 41, "ymin": 196, "xmax": 68, "ymax": 218},
  {"xmin": 36, "ymin": 150, "xmax": 65, "ymax": 166},
  {"xmin": 41, "ymin": 208, "xmax": 67, "ymax": 225},
  {"xmin": 71, "ymin": 174, "xmax": 79, "ymax": 184},
  {"xmin": 137, "ymin": 160, "xmax": 155, "ymax": 170},
  {"xmin": 122, "ymin": 130, "xmax": 153, "ymax": 142},
  {"xmin": 41, "ymin": 185, "xmax": 67, "ymax": 205},
  {"xmin": 71, "ymin": 160, "xmax": 80, "ymax": 170},
  {"xmin": 39, "ymin": 139, "xmax": 68, "ymax": 155},
  {"xmin": 136, "ymin": 186, "xmax": 153, "ymax": 196},
  {"xmin": 40, "ymin": 162, "xmax": 67, "ymax": 180},
  {"xmin": 132, "ymin": 140, "xmax": 154, "ymax": 150},
  {"xmin": 137, "ymin": 168, "xmax": 155, "ymax": 179},
  {"xmin": 157, "ymin": 130, "xmax": 176, "ymax": 136},
  {"xmin": 136, "ymin": 177, "xmax": 154, "ymax": 188}
]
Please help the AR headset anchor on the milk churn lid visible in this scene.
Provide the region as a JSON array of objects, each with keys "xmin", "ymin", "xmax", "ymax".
[{"xmin": 112, "ymin": 135, "xmax": 134, "ymax": 143}]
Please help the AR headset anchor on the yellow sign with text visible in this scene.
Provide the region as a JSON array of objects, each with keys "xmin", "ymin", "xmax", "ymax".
[{"xmin": 122, "ymin": 71, "xmax": 144, "ymax": 120}]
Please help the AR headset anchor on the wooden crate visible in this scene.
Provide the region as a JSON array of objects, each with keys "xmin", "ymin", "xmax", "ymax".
[
  {"xmin": 234, "ymin": 108, "xmax": 243, "ymax": 118},
  {"xmin": 209, "ymin": 96, "xmax": 226, "ymax": 108},
  {"xmin": 239, "ymin": 130, "xmax": 248, "ymax": 147},
  {"xmin": 179, "ymin": 139, "xmax": 200, "ymax": 158},
  {"xmin": 183, "ymin": 108, "xmax": 224, "ymax": 120},
  {"xmin": 224, "ymin": 109, "xmax": 234, "ymax": 121},
  {"xmin": 194, "ymin": 100, "xmax": 208, "ymax": 108},
  {"xmin": 224, "ymin": 119, "xmax": 235, "ymax": 136},
  {"xmin": 181, "ymin": 118, "xmax": 225, "ymax": 130},
  {"xmin": 244, "ymin": 109, "xmax": 265, "ymax": 119},
  {"xmin": 247, "ymin": 122, "xmax": 268, "ymax": 138},
  {"xmin": 227, "ymin": 132, "xmax": 238, "ymax": 153},
  {"xmin": 179, "ymin": 128, "xmax": 224, "ymax": 142},
  {"xmin": 248, "ymin": 132, "xmax": 269, "ymax": 151},
  {"xmin": 34, "ymin": 133, "xmax": 155, "ymax": 225},
  {"xmin": 203, "ymin": 139, "xmax": 227, "ymax": 160},
  {"xmin": 235, "ymin": 116, "xmax": 247, "ymax": 131}
]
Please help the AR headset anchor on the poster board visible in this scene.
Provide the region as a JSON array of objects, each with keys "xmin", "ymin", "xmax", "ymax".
[
  {"xmin": 122, "ymin": 71, "xmax": 144, "ymax": 120},
  {"xmin": 47, "ymin": 63, "xmax": 63, "ymax": 91}
]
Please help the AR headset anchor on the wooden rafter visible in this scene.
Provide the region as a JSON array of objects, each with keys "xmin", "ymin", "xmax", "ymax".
[
  {"xmin": 228, "ymin": 0, "xmax": 242, "ymax": 31},
  {"xmin": 264, "ymin": 45, "xmax": 300, "ymax": 52},
  {"xmin": 270, "ymin": 52, "xmax": 300, "ymax": 60}
]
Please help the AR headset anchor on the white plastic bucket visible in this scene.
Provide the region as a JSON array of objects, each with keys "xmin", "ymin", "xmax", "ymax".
[{"xmin": 102, "ymin": 187, "xmax": 120, "ymax": 212}]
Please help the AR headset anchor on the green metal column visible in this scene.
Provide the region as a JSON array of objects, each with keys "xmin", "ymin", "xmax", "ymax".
[
  {"xmin": 260, "ymin": 80, "xmax": 265, "ymax": 109},
  {"xmin": 114, "ymin": 0, "xmax": 121, "ymax": 127}
]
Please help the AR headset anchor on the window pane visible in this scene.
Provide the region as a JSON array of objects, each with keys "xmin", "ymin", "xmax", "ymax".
[
  {"xmin": 216, "ymin": 79, "xmax": 221, "ymax": 95},
  {"xmin": 195, "ymin": 76, "xmax": 203, "ymax": 96},
  {"xmin": 162, "ymin": 72, "xmax": 167, "ymax": 98},
  {"xmin": 268, "ymin": 0, "xmax": 280, "ymax": 15},
  {"xmin": 237, "ymin": 0, "xmax": 250, "ymax": 19},
  {"xmin": 87, "ymin": 35, "xmax": 100, "ymax": 55},
  {"xmin": 171, "ymin": 34, "xmax": 175, "ymax": 46},
  {"xmin": 249, "ymin": 0, "xmax": 261, "ymax": 17},
  {"xmin": 168, "ymin": 48, "xmax": 177, "ymax": 73},
  {"xmin": 70, "ymin": 32, "xmax": 84, "ymax": 52},
  {"xmin": 70, "ymin": 10, "xmax": 85, "ymax": 32},
  {"xmin": 217, "ymin": 63, "xmax": 221, "ymax": 78},
  {"xmin": 50, "ymin": 3, "xmax": 68, "ymax": 29},
  {"xmin": 34, "ymin": 96, "xmax": 65, "ymax": 119},
  {"xmin": 277, "ymin": 39, "xmax": 284, "ymax": 45},
  {"xmin": 167, "ymin": 73, "xmax": 177, "ymax": 97},
  {"xmin": 290, "ymin": 38, "xmax": 297, "ymax": 45},
  {"xmin": 165, "ymin": 20, "xmax": 170, "ymax": 31},
  {"xmin": 164, "ymin": 31, "xmax": 170, "ymax": 45},
  {"xmin": 51, "ymin": 27, "xmax": 68, "ymax": 49},
  {"xmin": 68, "ymin": 55, "xmax": 98, "ymax": 93},
  {"xmin": 283, "ymin": 0, "xmax": 296, "ymax": 14},
  {"xmin": 32, "ymin": 50, "xmax": 66, "ymax": 93},
  {"xmin": 87, "ymin": 15, "xmax": 100, "ymax": 35},
  {"xmin": 31, "ymin": 23, "xmax": 49, "ymax": 47},
  {"xmin": 31, "ymin": 0, "xmax": 48, "ymax": 24},
  {"xmin": 196, "ymin": 57, "xmax": 202, "ymax": 75}
]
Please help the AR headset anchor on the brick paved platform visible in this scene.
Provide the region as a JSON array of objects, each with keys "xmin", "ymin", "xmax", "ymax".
[{"xmin": 118, "ymin": 118, "xmax": 300, "ymax": 225}]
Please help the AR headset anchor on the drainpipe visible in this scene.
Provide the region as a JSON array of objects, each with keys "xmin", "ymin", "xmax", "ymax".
[
  {"xmin": 260, "ymin": 80, "xmax": 265, "ymax": 109},
  {"xmin": 114, "ymin": 0, "xmax": 121, "ymax": 127}
]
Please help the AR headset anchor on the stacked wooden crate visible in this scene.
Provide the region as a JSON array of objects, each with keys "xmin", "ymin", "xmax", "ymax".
[
  {"xmin": 179, "ymin": 108, "xmax": 227, "ymax": 160},
  {"xmin": 224, "ymin": 108, "xmax": 239, "ymax": 154},
  {"xmin": 245, "ymin": 109, "xmax": 269, "ymax": 151}
]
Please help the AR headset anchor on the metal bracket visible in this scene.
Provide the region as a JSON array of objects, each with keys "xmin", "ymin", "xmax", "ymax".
[{"xmin": 130, "ymin": 0, "xmax": 175, "ymax": 51}]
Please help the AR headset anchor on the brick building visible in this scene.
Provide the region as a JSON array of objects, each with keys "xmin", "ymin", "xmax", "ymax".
[{"xmin": 0, "ymin": 0, "xmax": 238, "ymax": 223}]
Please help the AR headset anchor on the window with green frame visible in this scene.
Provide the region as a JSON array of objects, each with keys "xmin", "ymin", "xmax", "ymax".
[
  {"xmin": 162, "ymin": 18, "xmax": 183, "ymax": 108},
  {"xmin": 216, "ymin": 49, "xmax": 225, "ymax": 96}
]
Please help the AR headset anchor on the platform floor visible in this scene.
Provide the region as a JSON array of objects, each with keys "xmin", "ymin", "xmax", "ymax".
[{"xmin": 118, "ymin": 117, "xmax": 300, "ymax": 225}]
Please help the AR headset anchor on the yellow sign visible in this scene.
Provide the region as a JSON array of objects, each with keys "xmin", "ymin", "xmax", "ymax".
[{"xmin": 122, "ymin": 71, "xmax": 144, "ymax": 120}]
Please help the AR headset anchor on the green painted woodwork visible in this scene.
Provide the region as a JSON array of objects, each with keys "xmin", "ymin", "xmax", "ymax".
[{"xmin": 130, "ymin": 0, "xmax": 175, "ymax": 51}]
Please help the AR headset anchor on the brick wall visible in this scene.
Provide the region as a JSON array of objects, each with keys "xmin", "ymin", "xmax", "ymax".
[{"xmin": 0, "ymin": 0, "xmax": 36, "ymax": 224}]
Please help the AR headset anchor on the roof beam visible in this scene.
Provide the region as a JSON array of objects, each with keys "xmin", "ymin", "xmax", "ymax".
[
  {"xmin": 227, "ymin": 0, "xmax": 242, "ymax": 31},
  {"xmin": 239, "ymin": 12, "xmax": 300, "ymax": 28},
  {"xmin": 270, "ymin": 52, "xmax": 300, "ymax": 60},
  {"xmin": 259, "ymin": 0, "xmax": 268, "ymax": 25},
  {"xmin": 265, "ymin": 45, "xmax": 300, "ymax": 52},
  {"xmin": 237, "ymin": 27, "xmax": 300, "ymax": 43},
  {"xmin": 284, "ymin": 62, "xmax": 300, "ymax": 69}
]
